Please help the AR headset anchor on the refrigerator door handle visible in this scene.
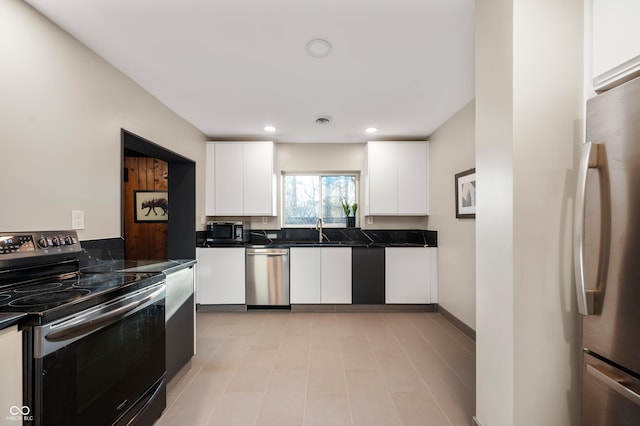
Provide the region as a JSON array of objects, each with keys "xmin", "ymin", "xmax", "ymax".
[
  {"xmin": 587, "ymin": 363, "xmax": 640, "ymax": 406},
  {"xmin": 574, "ymin": 141, "xmax": 598, "ymax": 315}
]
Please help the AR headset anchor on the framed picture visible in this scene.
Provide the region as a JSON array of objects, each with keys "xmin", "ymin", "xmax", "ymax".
[
  {"xmin": 455, "ymin": 168, "xmax": 476, "ymax": 219},
  {"xmin": 134, "ymin": 190, "xmax": 168, "ymax": 223}
]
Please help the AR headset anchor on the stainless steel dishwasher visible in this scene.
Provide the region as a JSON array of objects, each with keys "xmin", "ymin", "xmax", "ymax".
[{"xmin": 245, "ymin": 248, "xmax": 290, "ymax": 306}]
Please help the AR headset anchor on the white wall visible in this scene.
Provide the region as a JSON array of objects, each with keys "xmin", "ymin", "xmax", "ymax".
[
  {"xmin": 0, "ymin": 0, "xmax": 207, "ymax": 240},
  {"xmin": 427, "ymin": 100, "xmax": 476, "ymax": 330},
  {"xmin": 475, "ymin": 0, "xmax": 583, "ymax": 425}
]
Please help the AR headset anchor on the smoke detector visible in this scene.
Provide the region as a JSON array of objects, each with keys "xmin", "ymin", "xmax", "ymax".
[{"xmin": 315, "ymin": 116, "xmax": 333, "ymax": 125}]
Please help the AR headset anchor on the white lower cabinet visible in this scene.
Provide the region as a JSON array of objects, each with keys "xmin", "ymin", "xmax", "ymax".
[
  {"xmin": 196, "ymin": 247, "xmax": 245, "ymax": 304},
  {"xmin": 320, "ymin": 248, "xmax": 352, "ymax": 304},
  {"xmin": 290, "ymin": 247, "xmax": 352, "ymax": 304},
  {"xmin": 290, "ymin": 247, "xmax": 321, "ymax": 303},
  {"xmin": 0, "ymin": 326, "xmax": 22, "ymax": 416},
  {"xmin": 385, "ymin": 247, "xmax": 438, "ymax": 304}
]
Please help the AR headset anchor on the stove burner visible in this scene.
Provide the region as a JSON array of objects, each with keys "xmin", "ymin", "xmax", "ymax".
[
  {"xmin": 0, "ymin": 293, "xmax": 11, "ymax": 302},
  {"xmin": 9, "ymin": 289, "xmax": 91, "ymax": 308},
  {"xmin": 14, "ymin": 282, "xmax": 63, "ymax": 293}
]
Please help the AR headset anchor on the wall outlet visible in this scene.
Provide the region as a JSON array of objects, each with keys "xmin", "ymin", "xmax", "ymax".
[
  {"xmin": 262, "ymin": 216, "xmax": 268, "ymax": 224},
  {"xmin": 72, "ymin": 210, "xmax": 85, "ymax": 230},
  {"xmin": 366, "ymin": 216, "xmax": 374, "ymax": 225}
]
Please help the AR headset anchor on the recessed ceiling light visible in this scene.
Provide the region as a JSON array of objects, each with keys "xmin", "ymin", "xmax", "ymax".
[
  {"xmin": 365, "ymin": 127, "xmax": 378, "ymax": 134},
  {"xmin": 264, "ymin": 125, "xmax": 276, "ymax": 132},
  {"xmin": 306, "ymin": 39, "xmax": 332, "ymax": 58},
  {"xmin": 315, "ymin": 116, "xmax": 333, "ymax": 125}
]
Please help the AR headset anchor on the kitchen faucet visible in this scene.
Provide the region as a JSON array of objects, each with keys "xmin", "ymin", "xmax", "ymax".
[{"xmin": 315, "ymin": 217, "xmax": 323, "ymax": 242}]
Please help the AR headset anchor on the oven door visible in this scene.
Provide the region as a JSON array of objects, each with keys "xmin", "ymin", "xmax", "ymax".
[{"xmin": 28, "ymin": 282, "xmax": 166, "ymax": 426}]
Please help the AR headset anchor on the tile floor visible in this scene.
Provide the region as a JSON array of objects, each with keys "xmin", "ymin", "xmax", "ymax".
[{"xmin": 156, "ymin": 311, "xmax": 475, "ymax": 426}]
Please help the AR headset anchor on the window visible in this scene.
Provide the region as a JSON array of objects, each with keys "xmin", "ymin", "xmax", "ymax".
[{"xmin": 283, "ymin": 174, "xmax": 357, "ymax": 227}]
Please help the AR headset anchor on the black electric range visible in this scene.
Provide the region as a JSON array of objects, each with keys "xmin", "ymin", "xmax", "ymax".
[
  {"xmin": 0, "ymin": 230, "xmax": 163, "ymax": 325},
  {"xmin": 0, "ymin": 230, "xmax": 167, "ymax": 426},
  {"xmin": 0, "ymin": 269, "xmax": 163, "ymax": 325}
]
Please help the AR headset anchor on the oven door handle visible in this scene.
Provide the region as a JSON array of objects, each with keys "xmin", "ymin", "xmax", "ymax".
[{"xmin": 45, "ymin": 284, "xmax": 165, "ymax": 342}]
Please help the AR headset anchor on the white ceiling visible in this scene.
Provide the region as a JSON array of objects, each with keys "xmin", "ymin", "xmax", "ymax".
[{"xmin": 25, "ymin": 0, "xmax": 475, "ymax": 144}]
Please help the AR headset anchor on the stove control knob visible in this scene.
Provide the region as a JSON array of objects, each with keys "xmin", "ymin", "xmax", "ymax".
[
  {"xmin": 64, "ymin": 236, "xmax": 73, "ymax": 245},
  {"xmin": 37, "ymin": 238, "xmax": 48, "ymax": 248},
  {"xmin": 51, "ymin": 236, "xmax": 60, "ymax": 246}
]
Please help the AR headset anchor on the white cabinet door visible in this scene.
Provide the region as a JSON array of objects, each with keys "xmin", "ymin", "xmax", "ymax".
[
  {"xmin": 321, "ymin": 248, "xmax": 352, "ymax": 304},
  {"xmin": 205, "ymin": 143, "xmax": 216, "ymax": 215},
  {"xmin": 243, "ymin": 142, "xmax": 275, "ymax": 216},
  {"xmin": 214, "ymin": 143, "xmax": 244, "ymax": 216},
  {"xmin": 592, "ymin": 0, "xmax": 640, "ymax": 91},
  {"xmin": 0, "ymin": 326, "xmax": 22, "ymax": 418},
  {"xmin": 428, "ymin": 247, "xmax": 438, "ymax": 303},
  {"xmin": 205, "ymin": 141, "xmax": 276, "ymax": 216},
  {"xmin": 196, "ymin": 248, "xmax": 245, "ymax": 304},
  {"xmin": 366, "ymin": 141, "xmax": 429, "ymax": 216},
  {"xmin": 398, "ymin": 142, "xmax": 428, "ymax": 215},
  {"xmin": 367, "ymin": 142, "xmax": 398, "ymax": 215},
  {"xmin": 290, "ymin": 247, "xmax": 321, "ymax": 303},
  {"xmin": 385, "ymin": 247, "xmax": 430, "ymax": 304}
]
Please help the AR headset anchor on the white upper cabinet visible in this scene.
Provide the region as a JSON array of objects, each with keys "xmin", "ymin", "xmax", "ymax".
[
  {"xmin": 365, "ymin": 141, "xmax": 429, "ymax": 216},
  {"xmin": 205, "ymin": 141, "xmax": 276, "ymax": 216},
  {"xmin": 397, "ymin": 142, "xmax": 428, "ymax": 215},
  {"xmin": 205, "ymin": 142, "xmax": 216, "ymax": 215},
  {"xmin": 213, "ymin": 143, "xmax": 243, "ymax": 216},
  {"xmin": 367, "ymin": 142, "xmax": 398, "ymax": 215},
  {"xmin": 243, "ymin": 142, "xmax": 276, "ymax": 216},
  {"xmin": 592, "ymin": 0, "xmax": 640, "ymax": 92}
]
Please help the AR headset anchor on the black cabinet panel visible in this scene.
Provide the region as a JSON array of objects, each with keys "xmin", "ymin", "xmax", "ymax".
[
  {"xmin": 352, "ymin": 247, "xmax": 385, "ymax": 304},
  {"xmin": 166, "ymin": 294, "xmax": 194, "ymax": 381}
]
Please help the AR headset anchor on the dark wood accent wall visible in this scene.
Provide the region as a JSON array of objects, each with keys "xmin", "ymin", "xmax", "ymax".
[{"xmin": 123, "ymin": 157, "xmax": 169, "ymax": 260}]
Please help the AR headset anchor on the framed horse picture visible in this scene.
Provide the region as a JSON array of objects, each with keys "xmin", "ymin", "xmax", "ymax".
[{"xmin": 134, "ymin": 190, "xmax": 168, "ymax": 223}]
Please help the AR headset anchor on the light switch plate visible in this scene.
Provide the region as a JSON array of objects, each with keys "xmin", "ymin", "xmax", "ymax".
[{"xmin": 72, "ymin": 210, "xmax": 85, "ymax": 230}]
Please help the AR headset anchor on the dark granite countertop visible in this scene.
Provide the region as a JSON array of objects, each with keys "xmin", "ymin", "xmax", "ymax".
[
  {"xmin": 81, "ymin": 259, "xmax": 196, "ymax": 275},
  {"xmin": 196, "ymin": 228, "xmax": 437, "ymax": 249},
  {"xmin": 243, "ymin": 241, "xmax": 432, "ymax": 248},
  {"xmin": 0, "ymin": 312, "xmax": 27, "ymax": 330}
]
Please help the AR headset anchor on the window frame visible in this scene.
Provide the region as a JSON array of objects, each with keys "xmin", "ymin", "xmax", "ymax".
[{"xmin": 281, "ymin": 172, "xmax": 359, "ymax": 228}]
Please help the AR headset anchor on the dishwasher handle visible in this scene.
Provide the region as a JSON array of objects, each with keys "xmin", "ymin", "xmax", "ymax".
[{"xmin": 246, "ymin": 249, "xmax": 289, "ymax": 256}]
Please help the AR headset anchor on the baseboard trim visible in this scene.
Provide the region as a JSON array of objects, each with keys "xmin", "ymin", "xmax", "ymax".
[
  {"xmin": 291, "ymin": 304, "xmax": 437, "ymax": 313},
  {"xmin": 196, "ymin": 304, "xmax": 247, "ymax": 312},
  {"xmin": 437, "ymin": 305, "xmax": 476, "ymax": 341}
]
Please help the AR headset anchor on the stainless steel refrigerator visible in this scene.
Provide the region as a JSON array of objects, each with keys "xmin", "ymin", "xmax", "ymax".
[{"xmin": 575, "ymin": 75, "xmax": 640, "ymax": 425}]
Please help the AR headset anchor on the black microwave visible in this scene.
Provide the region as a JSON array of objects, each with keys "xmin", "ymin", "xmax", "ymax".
[{"xmin": 206, "ymin": 221, "xmax": 247, "ymax": 243}]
